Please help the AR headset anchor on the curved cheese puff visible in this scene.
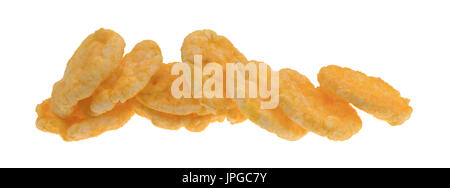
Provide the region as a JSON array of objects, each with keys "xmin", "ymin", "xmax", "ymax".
[
  {"xmin": 232, "ymin": 62, "xmax": 308, "ymax": 141},
  {"xmin": 35, "ymin": 98, "xmax": 134, "ymax": 141},
  {"xmin": 318, "ymin": 65, "xmax": 412, "ymax": 125},
  {"xmin": 60, "ymin": 99, "xmax": 134, "ymax": 141},
  {"xmin": 181, "ymin": 29, "xmax": 248, "ymax": 67},
  {"xmin": 89, "ymin": 40, "xmax": 163, "ymax": 116},
  {"xmin": 180, "ymin": 29, "xmax": 248, "ymax": 124},
  {"xmin": 235, "ymin": 97, "xmax": 308, "ymax": 141},
  {"xmin": 50, "ymin": 28, "xmax": 125, "ymax": 118},
  {"xmin": 279, "ymin": 69, "xmax": 362, "ymax": 141},
  {"xmin": 136, "ymin": 63, "xmax": 212, "ymax": 116},
  {"xmin": 131, "ymin": 99, "xmax": 225, "ymax": 132}
]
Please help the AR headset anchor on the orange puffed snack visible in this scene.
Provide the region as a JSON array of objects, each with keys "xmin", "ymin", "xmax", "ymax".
[
  {"xmin": 181, "ymin": 29, "xmax": 248, "ymax": 68},
  {"xmin": 233, "ymin": 61, "xmax": 308, "ymax": 141},
  {"xmin": 181, "ymin": 29, "xmax": 247, "ymax": 124},
  {"xmin": 89, "ymin": 40, "xmax": 163, "ymax": 116},
  {"xmin": 136, "ymin": 62, "xmax": 212, "ymax": 116},
  {"xmin": 235, "ymin": 97, "xmax": 308, "ymax": 141},
  {"xmin": 37, "ymin": 29, "xmax": 163, "ymax": 141},
  {"xmin": 279, "ymin": 68, "xmax": 362, "ymax": 141},
  {"xmin": 36, "ymin": 98, "xmax": 134, "ymax": 141},
  {"xmin": 318, "ymin": 65, "xmax": 412, "ymax": 125},
  {"xmin": 131, "ymin": 99, "xmax": 225, "ymax": 132},
  {"xmin": 36, "ymin": 28, "xmax": 413, "ymax": 142},
  {"xmin": 50, "ymin": 29, "xmax": 125, "ymax": 118}
]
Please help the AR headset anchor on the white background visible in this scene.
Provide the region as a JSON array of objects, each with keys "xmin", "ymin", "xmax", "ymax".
[{"xmin": 0, "ymin": 0, "xmax": 449, "ymax": 168}]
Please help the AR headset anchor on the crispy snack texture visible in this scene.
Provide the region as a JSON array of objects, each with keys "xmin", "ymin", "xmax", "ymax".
[
  {"xmin": 232, "ymin": 61, "xmax": 308, "ymax": 141},
  {"xmin": 36, "ymin": 99, "xmax": 65, "ymax": 134},
  {"xmin": 36, "ymin": 98, "xmax": 134, "ymax": 141},
  {"xmin": 235, "ymin": 97, "xmax": 308, "ymax": 141},
  {"xmin": 279, "ymin": 69, "xmax": 362, "ymax": 141},
  {"xmin": 181, "ymin": 29, "xmax": 247, "ymax": 67},
  {"xmin": 318, "ymin": 65, "xmax": 412, "ymax": 125},
  {"xmin": 131, "ymin": 99, "xmax": 225, "ymax": 132},
  {"xmin": 90, "ymin": 40, "xmax": 162, "ymax": 116},
  {"xmin": 181, "ymin": 29, "xmax": 248, "ymax": 124},
  {"xmin": 136, "ymin": 63, "xmax": 211, "ymax": 116},
  {"xmin": 50, "ymin": 29, "xmax": 125, "ymax": 118},
  {"xmin": 36, "ymin": 28, "xmax": 413, "ymax": 142}
]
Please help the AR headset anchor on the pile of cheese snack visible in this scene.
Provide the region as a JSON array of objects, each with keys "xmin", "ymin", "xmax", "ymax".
[{"xmin": 36, "ymin": 28, "xmax": 412, "ymax": 141}]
